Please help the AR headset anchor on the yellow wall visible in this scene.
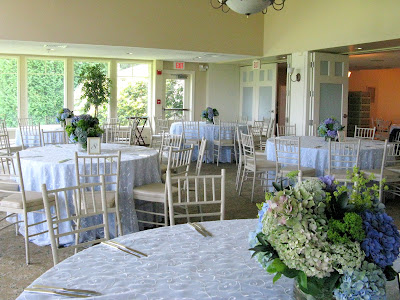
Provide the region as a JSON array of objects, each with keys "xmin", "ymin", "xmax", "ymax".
[
  {"xmin": 349, "ymin": 69, "xmax": 400, "ymax": 122},
  {"xmin": 0, "ymin": 0, "xmax": 263, "ymax": 56},
  {"xmin": 263, "ymin": 1, "xmax": 400, "ymax": 57}
]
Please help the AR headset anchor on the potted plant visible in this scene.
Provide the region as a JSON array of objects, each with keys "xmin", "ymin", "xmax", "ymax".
[
  {"xmin": 78, "ymin": 64, "xmax": 112, "ymax": 118},
  {"xmin": 65, "ymin": 114, "xmax": 104, "ymax": 151},
  {"xmin": 318, "ymin": 117, "xmax": 344, "ymax": 141},
  {"xmin": 249, "ymin": 169, "xmax": 399, "ymax": 299},
  {"xmin": 201, "ymin": 107, "xmax": 219, "ymax": 124},
  {"xmin": 56, "ymin": 108, "xmax": 74, "ymax": 127}
]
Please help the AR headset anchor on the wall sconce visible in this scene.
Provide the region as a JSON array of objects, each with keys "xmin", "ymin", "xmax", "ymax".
[
  {"xmin": 348, "ymin": 71, "xmax": 352, "ymax": 78},
  {"xmin": 288, "ymin": 67, "xmax": 301, "ymax": 82}
]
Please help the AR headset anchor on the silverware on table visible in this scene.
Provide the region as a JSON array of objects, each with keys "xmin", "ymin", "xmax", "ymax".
[
  {"xmin": 188, "ymin": 222, "xmax": 207, "ymax": 237},
  {"xmin": 107, "ymin": 240, "xmax": 148, "ymax": 257},
  {"xmin": 24, "ymin": 287, "xmax": 91, "ymax": 298},
  {"xmin": 193, "ymin": 222, "xmax": 213, "ymax": 237},
  {"xmin": 102, "ymin": 241, "xmax": 147, "ymax": 258},
  {"xmin": 32, "ymin": 285, "xmax": 101, "ymax": 296}
]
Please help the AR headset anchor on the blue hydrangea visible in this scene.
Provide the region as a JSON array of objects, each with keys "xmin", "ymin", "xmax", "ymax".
[
  {"xmin": 361, "ymin": 210, "xmax": 400, "ymax": 268},
  {"xmin": 319, "ymin": 175, "xmax": 337, "ymax": 193},
  {"xmin": 324, "ymin": 117, "xmax": 335, "ymax": 125},
  {"xmin": 327, "ymin": 129, "xmax": 337, "ymax": 138},
  {"xmin": 334, "ymin": 261, "xmax": 386, "ymax": 299},
  {"xmin": 56, "ymin": 108, "xmax": 73, "ymax": 122},
  {"xmin": 256, "ymin": 202, "xmax": 269, "ymax": 234}
]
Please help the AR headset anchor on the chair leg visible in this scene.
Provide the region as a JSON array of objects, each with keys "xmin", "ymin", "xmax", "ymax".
[
  {"xmin": 217, "ymin": 145, "xmax": 221, "ymax": 166},
  {"xmin": 251, "ymin": 171, "xmax": 256, "ymax": 202},
  {"xmin": 116, "ymin": 210, "xmax": 122, "ymax": 236},
  {"xmin": 235, "ymin": 162, "xmax": 242, "ymax": 191},
  {"xmin": 238, "ymin": 168, "xmax": 246, "ymax": 196},
  {"xmin": 164, "ymin": 201, "xmax": 169, "ymax": 226},
  {"xmin": 15, "ymin": 214, "xmax": 19, "ymax": 236},
  {"xmin": 23, "ymin": 211, "xmax": 30, "ymax": 265}
]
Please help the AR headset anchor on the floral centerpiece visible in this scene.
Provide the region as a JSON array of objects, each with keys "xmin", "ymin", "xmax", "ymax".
[
  {"xmin": 56, "ymin": 108, "xmax": 74, "ymax": 126},
  {"xmin": 249, "ymin": 169, "xmax": 400, "ymax": 299},
  {"xmin": 65, "ymin": 114, "xmax": 103, "ymax": 150},
  {"xmin": 318, "ymin": 117, "xmax": 344, "ymax": 141},
  {"xmin": 201, "ymin": 107, "xmax": 219, "ymax": 124}
]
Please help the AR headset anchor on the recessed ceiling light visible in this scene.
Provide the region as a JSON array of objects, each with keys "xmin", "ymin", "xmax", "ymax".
[
  {"xmin": 198, "ymin": 56, "xmax": 202, "ymax": 59},
  {"xmin": 127, "ymin": 52, "xmax": 133, "ymax": 55},
  {"xmin": 49, "ymin": 48, "xmax": 55, "ymax": 51},
  {"xmin": 211, "ymin": 55, "xmax": 219, "ymax": 58},
  {"xmin": 356, "ymin": 47, "xmax": 363, "ymax": 50},
  {"xmin": 282, "ymin": 56, "xmax": 286, "ymax": 59}
]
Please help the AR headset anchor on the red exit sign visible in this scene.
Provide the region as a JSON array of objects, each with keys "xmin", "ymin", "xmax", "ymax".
[{"xmin": 174, "ymin": 62, "xmax": 185, "ymax": 70}]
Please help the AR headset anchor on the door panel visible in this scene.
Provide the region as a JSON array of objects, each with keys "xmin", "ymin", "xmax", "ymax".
[
  {"xmin": 240, "ymin": 63, "xmax": 277, "ymax": 122},
  {"xmin": 310, "ymin": 52, "xmax": 349, "ymax": 131}
]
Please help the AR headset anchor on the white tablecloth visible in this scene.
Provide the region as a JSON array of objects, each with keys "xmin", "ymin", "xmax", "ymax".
[
  {"xmin": 265, "ymin": 136, "xmax": 386, "ymax": 177},
  {"xmin": 15, "ymin": 124, "xmax": 65, "ymax": 147},
  {"xmin": 16, "ymin": 144, "xmax": 160, "ymax": 246},
  {"xmin": 16, "ymin": 219, "xmax": 400, "ymax": 300},
  {"xmin": 170, "ymin": 122, "xmax": 247, "ymax": 163}
]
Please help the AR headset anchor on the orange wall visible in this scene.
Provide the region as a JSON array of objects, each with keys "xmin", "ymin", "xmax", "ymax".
[{"xmin": 349, "ymin": 69, "xmax": 400, "ymax": 122}]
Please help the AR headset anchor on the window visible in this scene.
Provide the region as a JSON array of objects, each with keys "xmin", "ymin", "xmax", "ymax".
[
  {"xmin": 73, "ymin": 61, "xmax": 109, "ymax": 123},
  {"xmin": 117, "ymin": 62, "xmax": 151, "ymax": 125},
  {"xmin": 0, "ymin": 58, "xmax": 18, "ymax": 127},
  {"xmin": 27, "ymin": 59, "xmax": 65, "ymax": 125}
]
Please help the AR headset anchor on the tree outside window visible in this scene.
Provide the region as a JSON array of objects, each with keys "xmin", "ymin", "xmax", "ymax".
[{"xmin": 0, "ymin": 58, "xmax": 18, "ymax": 127}]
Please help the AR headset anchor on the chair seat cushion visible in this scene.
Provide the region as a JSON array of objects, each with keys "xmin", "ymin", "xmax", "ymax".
[
  {"xmin": 0, "ymin": 191, "xmax": 55, "ymax": 210},
  {"xmin": 214, "ymin": 139, "xmax": 234, "ymax": 146},
  {"xmin": 160, "ymin": 164, "xmax": 168, "ymax": 174},
  {"xmin": 82, "ymin": 191, "xmax": 116, "ymax": 209},
  {"xmin": 282, "ymin": 166, "xmax": 315, "ymax": 177},
  {"xmin": 133, "ymin": 183, "xmax": 178, "ymax": 203},
  {"xmin": 0, "ymin": 181, "xmax": 19, "ymax": 192},
  {"xmin": 362, "ymin": 169, "xmax": 400, "ymax": 181},
  {"xmin": 246, "ymin": 159, "xmax": 276, "ymax": 171}
]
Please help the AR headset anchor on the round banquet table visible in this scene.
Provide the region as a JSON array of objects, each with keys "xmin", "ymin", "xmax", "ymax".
[
  {"xmin": 15, "ymin": 143, "xmax": 160, "ymax": 246},
  {"xmin": 15, "ymin": 124, "xmax": 65, "ymax": 147},
  {"xmin": 16, "ymin": 219, "xmax": 400, "ymax": 300},
  {"xmin": 265, "ymin": 136, "xmax": 386, "ymax": 177},
  {"xmin": 170, "ymin": 121, "xmax": 247, "ymax": 163}
]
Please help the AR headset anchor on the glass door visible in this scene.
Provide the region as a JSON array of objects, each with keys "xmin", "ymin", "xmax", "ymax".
[
  {"xmin": 163, "ymin": 72, "xmax": 191, "ymax": 120},
  {"xmin": 310, "ymin": 52, "xmax": 349, "ymax": 131},
  {"xmin": 240, "ymin": 63, "xmax": 277, "ymax": 122}
]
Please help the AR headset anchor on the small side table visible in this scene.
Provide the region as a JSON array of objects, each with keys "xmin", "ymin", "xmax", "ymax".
[{"xmin": 127, "ymin": 117, "xmax": 148, "ymax": 146}]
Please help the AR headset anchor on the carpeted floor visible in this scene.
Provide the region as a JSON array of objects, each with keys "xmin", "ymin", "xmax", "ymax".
[{"xmin": 1, "ymin": 162, "xmax": 400, "ymax": 299}]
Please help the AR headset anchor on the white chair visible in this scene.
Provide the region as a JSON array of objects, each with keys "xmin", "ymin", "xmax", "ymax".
[
  {"xmin": 0, "ymin": 120, "xmax": 22, "ymax": 154},
  {"xmin": 213, "ymin": 121, "xmax": 237, "ymax": 166},
  {"xmin": 251, "ymin": 121, "xmax": 264, "ymax": 150},
  {"xmin": 394, "ymin": 131, "xmax": 400, "ymax": 142},
  {"xmin": 41, "ymin": 129, "xmax": 66, "ymax": 145},
  {"xmin": 149, "ymin": 117, "xmax": 170, "ymax": 148},
  {"xmin": 0, "ymin": 152, "xmax": 55, "ymax": 264},
  {"xmin": 239, "ymin": 132, "xmax": 276, "ymax": 202},
  {"xmin": 74, "ymin": 151, "xmax": 122, "ymax": 236},
  {"xmin": 276, "ymin": 124, "xmax": 296, "ymax": 137},
  {"xmin": 166, "ymin": 169, "xmax": 226, "ymax": 226},
  {"xmin": 133, "ymin": 146, "xmax": 193, "ymax": 228},
  {"xmin": 337, "ymin": 130, "xmax": 346, "ymax": 142},
  {"xmin": 361, "ymin": 140, "xmax": 400, "ymax": 202},
  {"xmin": 375, "ymin": 119, "xmax": 391, "ymax": 140},
  {"xmin": 182, "ymin": 121, "xmax": 201, "ymax": 150},
  {"xmin": 238, "ymin": 116, "xmax": 248, "ymax": 124},
  {"xmin": 195, "ymin": 138, "xmax": 207, "ymax": 176},
  {"xmin": 354, "ymin": 125, "xmax": 376, "ymax": 140},
  {"xmin": 159, "ymin": 132, "xmax": 183, "ymax": 173},
  {"xmin": 105, "ymin": 120, "xmax": 136, "ymax": 145},
  {"xmin": 42, "ymin": 177, "xmax": 110, "ymax": 265},
  {"xmin": 18, "ymin": 118, "xmax": 42, "ymax": 149},
  {"xmin": 274, "ymin": 137, "xmax": 316, "ymax": 182},
  {"xmin": 326, "ymin": 139, "xmax": 361, "ymax": 183}
]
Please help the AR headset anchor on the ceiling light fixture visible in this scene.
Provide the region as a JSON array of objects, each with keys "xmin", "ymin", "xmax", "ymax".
[
  {"xmin": 356, "ymin": 47, "xmax": 363, "ymax": 50},
  {"xmin": 210, "ymin": 0, "xmax": 285, "ymax": 16},
  {"xmin": 127, "ymin": 52, "xmax": 133, "ymax": 55}
]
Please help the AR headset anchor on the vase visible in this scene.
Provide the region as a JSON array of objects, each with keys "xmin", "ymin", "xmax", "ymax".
[
  {"xmin": 77, "ymin": 142, "xmax": 87, "ymax": 152},
  {"xmin": 293, "ymin": 281, "xmax": 334, "ymax": 300},
  {"xmin": 324, "ymin": 136, "xmax": 335, "ymax": 142},
  {"xmin": 206, "ymin": 119, "xmax": 213, "ymax": 124},
  {"xmin": 60, "ymin": 120, "xmax": 65, "ymax": 128}
]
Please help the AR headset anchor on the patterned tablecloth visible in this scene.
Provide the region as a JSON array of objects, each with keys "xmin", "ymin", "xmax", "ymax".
[
  {"xmin": 16, "ymin": 219, "xmax": 400, "ymax": 299},
  {"xmin": 170, "ymin": 121, "xmax": 247, "ymax": 163},
  {"xmin": 15, "ymin": 124, "xmax": 65, "ymax": 147},
  {"xmin": 15, "ymin": 144, "xmax": 160, "ymax": 246},
  {"xmin": 265, "ymin": 136, "xmax": 386, "ymax": 177}
]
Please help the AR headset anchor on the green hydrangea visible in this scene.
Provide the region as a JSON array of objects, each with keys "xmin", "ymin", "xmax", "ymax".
[{"xmin": 327, "ymin": 212, "xmax": 365, "ymax": 244}]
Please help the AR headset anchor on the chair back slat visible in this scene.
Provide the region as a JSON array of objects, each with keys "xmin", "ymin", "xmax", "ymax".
[
  {"xmin": 167, "ymin": 145, "xmax": 193, "ymax": 177},
  {"xmin": 276, "ymin": 124, "xmax": 296, "ymax": 137},
  {"xmin": 166, "ymin": 169, "xmax": 226, "ymax": 225},
  {"xmin": 18, "ymin": 118, "xmax": 42, "ymax": 149},
  {"xmin": 41, "ymin": 177, "xmax": 110, "ymax": 265},
  {"xmin": 354, "ymin": 125, "xmax": 376, "ymax": 140},
  {"xmin": 274, "ymin": 137, "xmax": 301, "ymax": 169},
  {"xmin": 195, "ymin": 138, "xmax": 207, "ymax": 175},
  {"xmin": 41, "ymin": 130, "xmax": 66, "ymax": 145},
  {"xmin": 328, "ymin": 140, "xmax": 361, "ymax": 173}
]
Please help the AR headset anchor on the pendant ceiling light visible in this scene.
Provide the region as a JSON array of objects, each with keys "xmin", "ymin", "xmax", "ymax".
[{"xmin": 210, "ymin": 0, "xmax": 285, "ymax": 16}]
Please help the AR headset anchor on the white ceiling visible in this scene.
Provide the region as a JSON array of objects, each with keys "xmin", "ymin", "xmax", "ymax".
[{"xmin": 0, "ymin": 40, "xmax": 256, "ymax": 63}]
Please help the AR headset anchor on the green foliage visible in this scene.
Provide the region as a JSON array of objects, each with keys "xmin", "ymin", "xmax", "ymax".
[
  {"xmin": 0, "ymin": 58, "xmax": 18, "ymax": 127},
  {"xmin": 78, "ymin": 64, "xmax": 111, "ymax": 118},
  {"xmin": 117, "ymin": 81, "xmax": 148, "ymax": 125},
  {"xmin": 165, "ymin": 79, "xmax": 183, "ymax": 119},
  {"xmin": 297, "ymin": 272, "xmax": 341, "ymax": 300},
  {"xmin": 327, "ymin": 212, "xmax": 365, "ymax": 244}
]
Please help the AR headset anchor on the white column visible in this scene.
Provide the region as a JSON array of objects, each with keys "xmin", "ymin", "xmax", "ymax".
[
  {"xmin": 152, "ymin": 60, "xmax": 164, "ymax": 119},
  {"xmin": 287, "ymin": 52, "xmax": 311, "ymax": 136},
  {"xmin": 19, "ymin": 55, "xmax": 28, "ymax": 119},
  {"xmin": 109, "ymin": 60, "xmax": 118, "ymax": 119},
  {"xmin": 66, "ymin": 58, "xmax": 74, "ymax": 110}
]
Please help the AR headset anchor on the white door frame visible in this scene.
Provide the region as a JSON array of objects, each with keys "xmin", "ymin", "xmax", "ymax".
[
  {"xmin": 163, "ymin": 70, "xmax": 195, "ymax": 121},
  {"xmin": 309, "ymin": 52, "xmax": 349, "ymax": 131}
]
